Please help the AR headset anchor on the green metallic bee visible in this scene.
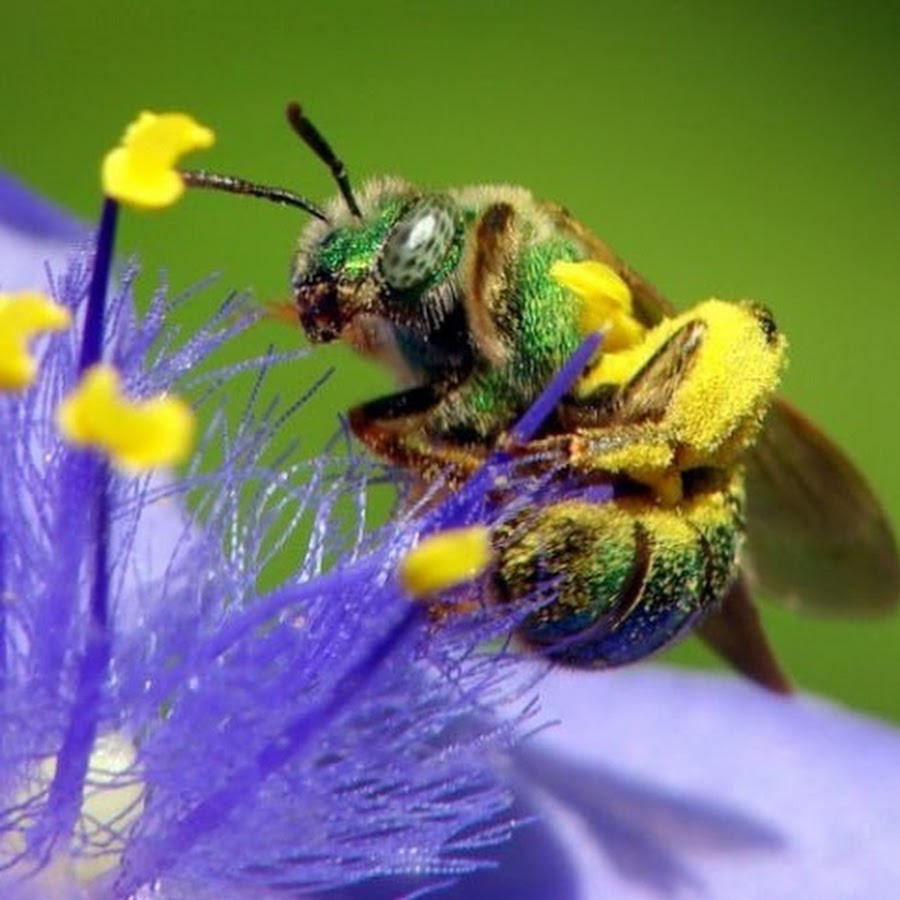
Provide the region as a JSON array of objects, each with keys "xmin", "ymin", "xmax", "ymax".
[{"xmin": 183, "ymin": 103, "xmax": 899, "ymax": 692}]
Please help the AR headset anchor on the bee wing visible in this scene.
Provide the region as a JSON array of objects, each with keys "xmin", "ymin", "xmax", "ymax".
[
  {"xmin": 744, "ymin": 398, "xmax": 900, "ymax": 614},
  {"xmin": 695, "ymin": 574, "xmax": 792, "ymax": 693}
]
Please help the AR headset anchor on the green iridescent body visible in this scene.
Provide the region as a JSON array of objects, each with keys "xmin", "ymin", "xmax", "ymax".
[
  {"xmin": 495, "ymin": 472, "xmax": 743, "ymax": 665},
  {"xmin": 291, "ymin": 177, "xmax": 782, "ymax": 675}
]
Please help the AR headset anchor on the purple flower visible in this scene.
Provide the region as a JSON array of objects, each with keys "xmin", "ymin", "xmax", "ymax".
[
  {"xmin": 2, "ymin": 172, "xmax": 899, "ymax": 900},
  {"xmin": 0, "ymin": 172, "xmax": 86, "ymax": 295}
]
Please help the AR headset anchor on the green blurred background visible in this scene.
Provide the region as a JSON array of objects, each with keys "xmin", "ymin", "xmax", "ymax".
[{"xmin": 4, "ymin": 1, "xmax": 898, "ymax": 720}]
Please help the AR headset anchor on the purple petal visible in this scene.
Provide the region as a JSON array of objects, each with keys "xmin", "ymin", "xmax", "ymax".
[
  {"xmin": 0, "ymin": 170, "xmax": 86, "ymax": 292},
  {"xmin": 501, "ymin": 665, "xmax": 900, "ymax": 898},
  {"xmin": 0, "ymin": 172, "xmax": 84, "ymax": 242}
]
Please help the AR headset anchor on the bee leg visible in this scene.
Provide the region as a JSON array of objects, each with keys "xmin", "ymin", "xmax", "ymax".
[
  {"xmin": 349, "ymin": 388, "xmax": 481, "ymax": 482},
  {"xmin": 560, "ymin": 319, "xmax": 706, "ymax": 431},
  {"xmin": 695, "ymin": 575, "xmax": 792, "ymax": 694}
]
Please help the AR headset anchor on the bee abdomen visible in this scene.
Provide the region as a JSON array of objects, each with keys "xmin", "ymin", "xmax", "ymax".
[{"xmin": 493, "ymin": 489, "xmax": 741, "ymax": 667}]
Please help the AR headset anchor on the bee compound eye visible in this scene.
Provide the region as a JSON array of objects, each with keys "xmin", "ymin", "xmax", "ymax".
[{"xmin": 380, "ymin": 198, "xmax": 456, "ymax": 290}]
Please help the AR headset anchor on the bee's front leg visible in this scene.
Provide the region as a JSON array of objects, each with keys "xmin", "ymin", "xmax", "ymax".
[{"xmin": 348, "ymin": 387, "xmax": 483, "ymax": 484}]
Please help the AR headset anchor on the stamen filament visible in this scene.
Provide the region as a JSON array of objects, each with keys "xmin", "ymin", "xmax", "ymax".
[
  {"xmin": 507, "ymin": 331, "xmax": 602, "ymax": 445},
  {"xmin": 119, "ymin": 605, "xmax": 422, "ymax": 894},
  {"xmin": 42, "ymin": 466, "xmax": 112, "ymax": 852},
  {"xmin": 79, "ymin": 199, "xmax": 118, "ymax": 373}
]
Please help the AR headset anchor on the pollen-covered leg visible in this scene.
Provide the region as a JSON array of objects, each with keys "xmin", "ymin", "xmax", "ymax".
[{"xmin": 492, "ymin": 486, "xmax": 742, "ymax": 668}]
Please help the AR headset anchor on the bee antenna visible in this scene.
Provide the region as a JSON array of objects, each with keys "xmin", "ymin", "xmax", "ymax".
[
  {"xmin": 286, "ymin": 101, "xmax": 363, "ymax": 219},
  {"xmin": 180, "ymin": 169, "xmax": 329, "ymax": 223}
]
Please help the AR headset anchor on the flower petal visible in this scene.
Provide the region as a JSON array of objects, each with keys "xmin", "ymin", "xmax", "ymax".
[
  {"xmin": 508, "ymin": 666, "xmax": 900, "ymax": 898},
  {"xmin": 0, "ymin": 170, "xmax": 85, "ymax": 293}
]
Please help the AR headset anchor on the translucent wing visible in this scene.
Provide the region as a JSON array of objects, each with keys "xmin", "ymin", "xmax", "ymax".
[
  {"xmin": 694, "ymin": 574, "xmax": 792, "ymax": 693},
  {"xmin": 744, "ymin": 399, "xmax": 900, "ymax": 614}
]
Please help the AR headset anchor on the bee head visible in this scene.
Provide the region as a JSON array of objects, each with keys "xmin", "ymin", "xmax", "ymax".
[
  {"xmin": 181, "ymin": 103, "xmax": 469, "ymax": 386},
  {"xmin": 292, "ymin": 184, "xmax": 463, "ymax": 347}
]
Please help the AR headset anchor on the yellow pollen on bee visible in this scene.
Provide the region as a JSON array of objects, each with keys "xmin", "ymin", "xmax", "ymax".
[
  {"xmin": 102, "ymin": 111, "xmax": 215, "ymax": 209},
  {"xmin": 578, "ymin": 299, "xmax": 787, "ymax": 460},
  {"xmin": 399, "ymin": 526, "xmax": 493, "ymax": 598},
  {"xmin": 0, "ymin": 292, "xmax": 72, "ymax": 390},
  {"xmin": 57, "ymin": 364, "xmax": 195, "ymax": 470},
  {"xmin": 550, "ymin": 259, "xmax": 645, "ymax": 352}
]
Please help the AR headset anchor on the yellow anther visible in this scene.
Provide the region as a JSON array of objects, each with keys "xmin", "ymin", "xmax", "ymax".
[
  {"xmin": 0, "ymin": 292, "xmax": 71, "ymax": 390},
  {"xmin": 57, "ymin": 364, "xmax": 195, "ymax": 470},
  {"xmin": 399, "ymin": 526, "xmax": 493, "ymax": 598},
  {"xmin": 551, "ymin": 259, "xmax": 645, "ymax": 351},
  {"xmin": 102, "ymin": 111, "xmax": 215, "ymax": 209}
]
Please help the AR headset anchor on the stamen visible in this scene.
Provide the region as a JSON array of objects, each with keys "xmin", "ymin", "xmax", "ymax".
[
  {"xmin": 102, "ymin": 111, "xmax": 215, "ymax": 209},
  {"xmin": 57, "ymin": 364, "xmax": 195, "ymax": 470},
  {"xmin": 43, "ymin": 464, "xmax": 111, "ymax": 850},
  {"xmin": 80, "ymin": 199, "xmax": 118, "ymax": 372},
  {"xmin": 0, "ymin": 292, "xmax": 71, "ymax": 389},
  {"xmin": 400, "ymin": 526, "xmax": 493, "ymax": 598},
  {"xmin": 507, "ymin": 331, "xmax": 603, "ymax": 445},
  {"xmin": 551, "ymin": 259, "xmax": 645, "ymax": 351}
]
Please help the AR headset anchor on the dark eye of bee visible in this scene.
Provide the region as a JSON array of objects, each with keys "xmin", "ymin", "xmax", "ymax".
[{"xmin": 380, "ymin": 198, "xmax": 456, "ymax": 290}]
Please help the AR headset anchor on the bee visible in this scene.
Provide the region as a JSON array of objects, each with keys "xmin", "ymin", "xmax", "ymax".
[{"xmin": 183, "ymin": 103, "xmax": 899, "ymax": 692}]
